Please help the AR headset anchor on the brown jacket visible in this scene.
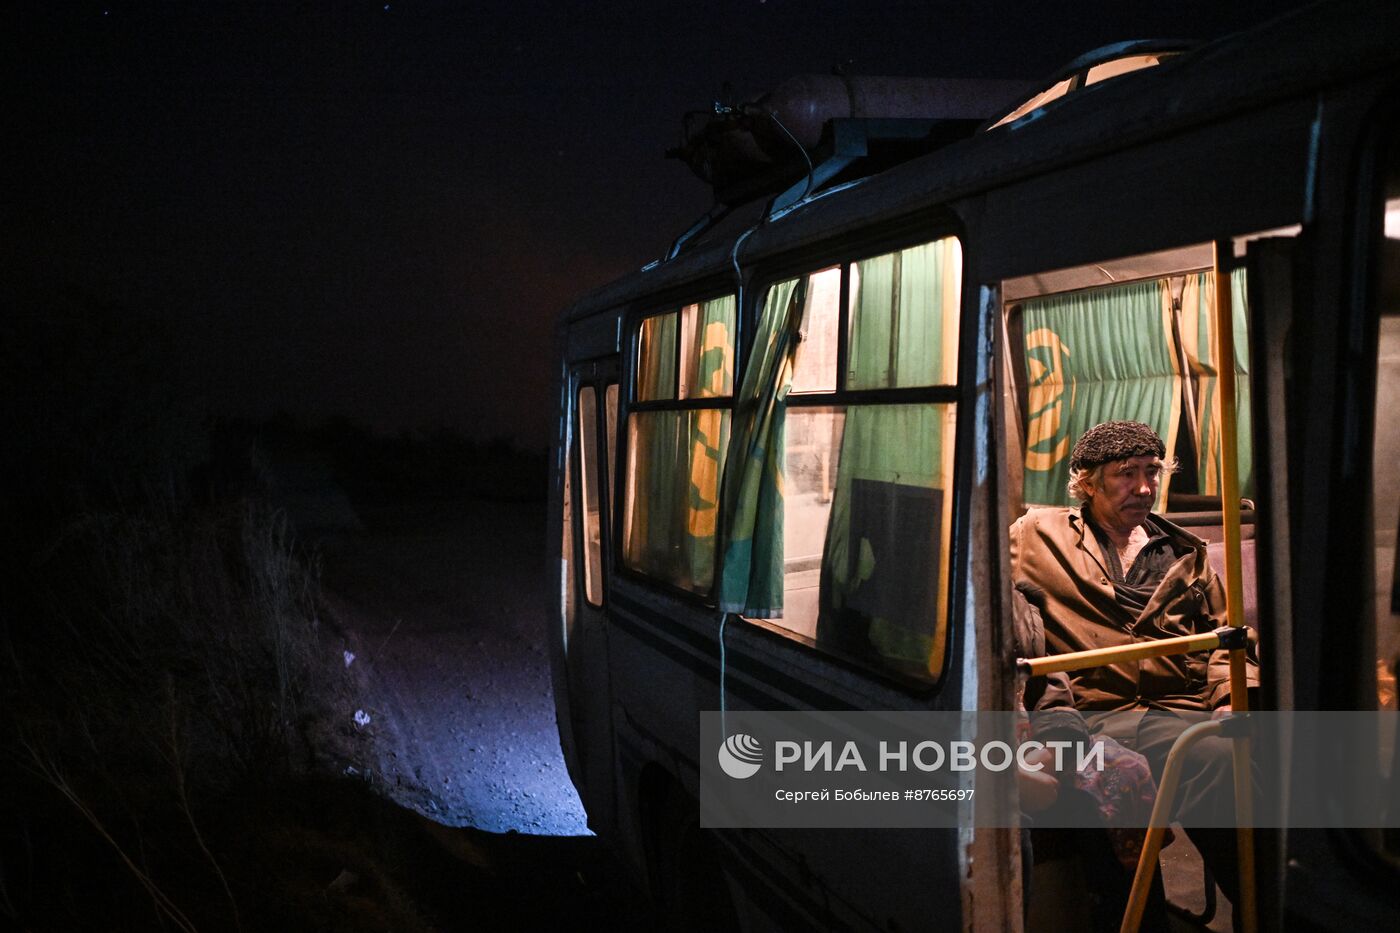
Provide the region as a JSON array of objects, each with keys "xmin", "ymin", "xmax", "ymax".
[{"xmin": 1010, "ymin": 507, "xmax": 1259, "ymax": 712}]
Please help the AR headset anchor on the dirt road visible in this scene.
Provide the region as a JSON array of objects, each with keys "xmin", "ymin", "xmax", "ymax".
[
  {"xmin": 302, "ymin": 494, "xmax": 650, "ymax": 929},
  {"xmin": 318, "ymin": 496, "xmax": 587, "ymax": 834}
]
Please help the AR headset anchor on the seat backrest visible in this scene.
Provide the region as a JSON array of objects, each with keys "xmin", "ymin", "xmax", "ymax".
[
  {"xmin": 1163, "ymin": 509, "xmax": 1257, "ymax": 543},
  {"xmin": 1205, "ymin": 537, "xmax": 1258, "ymax": 630}
]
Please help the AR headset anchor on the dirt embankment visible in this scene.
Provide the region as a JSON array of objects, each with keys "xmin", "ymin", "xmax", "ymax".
[
  {"xmin": 318, "ymin": 497, "xmax": 586, "ymax": 834},
  {"xmin": 310, "ymin": 495, "xmax": 648, "ymax": 929}
]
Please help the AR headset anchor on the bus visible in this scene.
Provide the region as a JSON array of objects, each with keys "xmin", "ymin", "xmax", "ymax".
[{"xmin": 546, "ymin": 2, "xmax": 1400, "ymax": 928}]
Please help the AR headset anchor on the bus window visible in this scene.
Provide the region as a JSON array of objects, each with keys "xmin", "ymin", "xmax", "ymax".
[
  {"xmin": 623, "ymin": 295, "xmax": 735, "ymax": 595},
  {"xmin": 790, "ymin": 266, "xmax": 841, "ymax": 394},
  {"xmin": 733, "ymin": 236, "xmax": 962, "ymax": 684},
  {"xmin": 578, "ymin": 385, "xmax": 603, "ymax": 606},
  {"xmin": 847, "ymin": 240, "xmax": 962, "ymax": 389},
  {"xmin": 1083, "ymin": 53, "xmax": 1173, "ymax": 86},
  {"xmin": 680, "ymin": 300, "xmax": 735, "ymax": 398},
  {"xmin": 989, "ymin": 50, "xmax": 1179, "ymax": 130},
  {"xmin": 1003, "ymin": 243, "xmax": 1256, "ymax": 517},
  {"xmin": 636, "ymin": 312, "xmax": 678, "ymax": 402},
  {"xmin": 990, "ymin": 77, "xmax": 1073, "ymax": 129},
  {"xmin": 605, "ymin": 382, "xmax": 618, "ymax": 510},
  {"xmin": 1180, "ymin": 268, "xmax": 1254, "ymax": 506},
  {"xmin": 1001, "ymin": 239, "xmax": 1281, "ymax": 659},
  {"xmin": 779, "ymin": 405, "xmax": 844, "ymax": 637},
  {"xmin": 1372, "ymin": 129, "xmax": 1400, "ymax": 716},
  {"xmin": 1377, "ymin": 312, "xmax": 1399, "ymax": 709}
]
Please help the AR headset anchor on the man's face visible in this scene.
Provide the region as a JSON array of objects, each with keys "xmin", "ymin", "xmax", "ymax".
[{"xmin": 1084, "ymin": 454, "xmax": 1162, "ymax": 531}]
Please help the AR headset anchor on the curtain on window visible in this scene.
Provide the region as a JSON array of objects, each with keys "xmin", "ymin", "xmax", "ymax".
[
  {"xmin": 626, "ymin": 410, "xmax": 682, "ymax": 581},
  {"xmin": 637, "ymin": 313, "xmax": 677, "ymax": 401},
  {"xmin": 816, "ymin": 238, "xmax": 961, "ymax": 677},
  {"xmin": 686, "ymin": 408, "xmax": 731, "ymax": 588},
  {"xmin": 846, "ymin": 239, "xmax": 962, "ymax": 389},
  {"xmin": 683, "ymin": 296, "xmax": 735, "ymax": 588},
  {"xmin": 682, "ymin": 296, "xmax": 735, "ymax": 398},
  {"xmin": 626, "ymin": 411, "xmax": 733, "ymax": 593},
  {"xmin": 1181, "ymin": 269, "xmax": 1253, "ymax": 499},
  {"xmin": 1020, "ymin": 279, "xmax": 1181, "ymax": 507},
  {"xmin": 625, "ymin": 301, "xmax": 733, "ymax": 594},
  {"xmin": 718, "ymin": 279, "xmax": 803, "ymax": 615}
]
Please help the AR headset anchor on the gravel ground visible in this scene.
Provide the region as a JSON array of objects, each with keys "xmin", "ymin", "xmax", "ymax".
[
  {"xmin": 317, "ymin": 496, "xmax": 589, "ymax": 836},
  {"xmin": 303, "ymin": 495, "xmax": 655, "ymax": 930}
]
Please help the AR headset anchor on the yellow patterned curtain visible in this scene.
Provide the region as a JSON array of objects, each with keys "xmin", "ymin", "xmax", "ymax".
[
  {"xmin": 1020, "ymin": 280, "xmax": 1181, "ymax": 507},
  {"xmin": 1180, "ymin": 270, "xmax": 1253, "ymax": 499},
  {"xmin": 624, "ymin": 299, "xmax": 733, "ymax": 594}
]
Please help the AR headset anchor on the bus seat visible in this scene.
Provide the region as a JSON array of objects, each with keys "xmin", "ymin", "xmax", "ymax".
[
  {"xmin": 1166, "ymin": 492, "xmax": 1256, "ymax": 513},
  {"xmin": 1205, "ymin": 537, "xmax": 1258, "ymax": 630},
  {"xmin": 1162, "ymin": 509, "xmax": 1256, "ymax": 543}
]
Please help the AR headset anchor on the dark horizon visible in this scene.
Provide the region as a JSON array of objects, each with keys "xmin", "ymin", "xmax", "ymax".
[{"xmin": 6, "ymin": 1, "xmax": 1315, "ymax": 450}]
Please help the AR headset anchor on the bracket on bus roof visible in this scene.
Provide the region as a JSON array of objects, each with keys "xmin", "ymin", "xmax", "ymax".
[{"xmin": 666, "ymin": 116, "xmax": 979, "ymax": 261}]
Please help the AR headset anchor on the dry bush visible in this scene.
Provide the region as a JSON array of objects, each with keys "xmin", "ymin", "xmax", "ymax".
[
  {"xmin": 2, "ymin": 497, "xmax": 345, "ymax": 930},
  {"xmin": 0, "ymin": 286, "xmax": 413, "ymax": 928},
  {"xmin": 30, "ymin": 499, "xmax": 326, "ymax": 787}
]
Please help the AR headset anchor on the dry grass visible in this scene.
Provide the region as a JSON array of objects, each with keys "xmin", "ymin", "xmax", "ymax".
[
  {"xmin": 26, "ymin": 499, "xmax": 327, "ymax": 786},
  {"xmin": 0, "ymin": 497, "xmax": 374, "ymax": 931},
  {"xmin": 0, "ymin": 290, "xmax": 444, "ymax": 929}
]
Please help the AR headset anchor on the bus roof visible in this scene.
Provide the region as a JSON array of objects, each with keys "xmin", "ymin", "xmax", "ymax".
[{"xmin": 560, "ymin": 0, "xmax": 1396, "ymax": 325}]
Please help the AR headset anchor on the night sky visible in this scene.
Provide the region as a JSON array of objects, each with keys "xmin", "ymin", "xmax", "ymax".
[{"xmin": 8, "ymin": 1, "xmax": 1315, "ymax": 450}]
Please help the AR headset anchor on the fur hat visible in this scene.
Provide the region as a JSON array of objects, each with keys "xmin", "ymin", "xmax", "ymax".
[{"xmin": 1069, "ymin": 421, "xmax": 1166, "ymax": 471}]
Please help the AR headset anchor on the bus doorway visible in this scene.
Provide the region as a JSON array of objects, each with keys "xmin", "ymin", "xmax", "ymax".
[
  {"xmin": 998, "ymin": 233, "xmax": 1288, "ymax": 930},
  {"xmin": 566, "ymin": 359, "xmax": 620, "ymax": 832}
]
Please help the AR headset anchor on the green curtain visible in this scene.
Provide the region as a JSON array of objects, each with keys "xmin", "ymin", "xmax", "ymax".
[
  {"xmin": 847, "ymin": 238, "xmax": 961, "ymax": 389},
  {"xmin": 626, "ymin": 410, "xmax": 683, "ymax": 581},
  {"xmin": 627, "ymin": 312, "xmax": 680, "ymax": 585},
  {"xmin": 1020, "ymin": 280, "xmax": 1181, "ymax": 507},
  {"xmin": 1182, "ymin": 269, "xmax": 1253, "ymax": 499},
  {"xmin": 817, "ymin": 239, "xmax": 960, "ymax": 676},
  {"xmin": 682, "ymin": 295, "xmax": 736, "ymax": 589},
  {"xmin": 625, "ymin": 409, "xmax": 732, "ymax": 594},
  {"xmin": 637, "ymin": 312, "xmax": 677, "ymax": 401},
  {"xmin": 816, "ymin": 404, "xmax": 953, "ymax": 673},
  {"xmin": 683, "ymin": 408, "xmax": 731, "ymax": 590},
  {"xmin": 625, "ymin": 300, "xmax": 734, "ymax": 594},
  {"xmin": 718, "ymin": 279, "xmax": 803, "ymax": 615},
  {"xmin": 683, "ymin": 295, "xmax": 735, "ymax": 398}
]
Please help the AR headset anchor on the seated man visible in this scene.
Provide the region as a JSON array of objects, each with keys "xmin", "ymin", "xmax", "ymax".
[{"xmin": 1010, "ymin": 420, "xmax": 1260, "ymax": 913}]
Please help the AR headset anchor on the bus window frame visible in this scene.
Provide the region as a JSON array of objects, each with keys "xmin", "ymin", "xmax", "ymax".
[
  {"xmin": 566, "ymin": 354, "xmax": 621, "ymax": 617},
  {"xmin": 616, "ymin": 288, "xmax": 740, "ymax": 604},
  {"xmin": 729, "ymin": 223, "xmax": 972, "ymax": 692},
  {"xmin": 576, "ymin": 382, "xmax": 604, "ymax": 608}
]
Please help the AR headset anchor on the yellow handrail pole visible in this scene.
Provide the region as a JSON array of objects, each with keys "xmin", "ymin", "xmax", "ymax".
[
  {"xmin": 1229, "ymin": 647, "xmax": 1256, "ymax": 932},
  {"xmin": 1214, "ymin": 241, "xmax": 1257, "ymax": 933},
  {"xmin": 1018, "ymin": 631, "xmax": 1222, "ymax": 677},
  {"xmin": 1212, "ymin": 244, "xmax": 1248, "ymax": 641},
  {"xmin": 1120, "ymin": 720, "xmax": 1227, "ymax": 933}
]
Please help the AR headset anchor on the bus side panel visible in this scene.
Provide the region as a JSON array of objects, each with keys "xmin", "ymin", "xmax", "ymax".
[
  {"xmin": 981, "ymin": 96, "xmax": 1318, "ymax": 281},
  {"xmin": 606, "ymin": 575, "xmax": 969, "ymax": 931}
]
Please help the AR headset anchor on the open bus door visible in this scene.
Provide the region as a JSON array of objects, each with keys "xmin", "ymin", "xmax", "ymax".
[
  {"xmin": 994, "ymin": 226, "xmax": 1321, "ymax": 930},
  {"xmin": 996, "ymin": 223, "xmax": 1398, "ymax": 929},
  {"xmin": 566, "ymin": 358, "xmax": 620, "ymax": 831},
  {"xmin": 1246, "ymin": 209, "xmax": 1400, "ymax": 924},
  {"xmin": 1235, "ymin": 234, "xmax": 1299, "ymax": 933}
]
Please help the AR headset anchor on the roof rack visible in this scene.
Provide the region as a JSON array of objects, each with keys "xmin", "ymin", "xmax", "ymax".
[{"xmin": 664, "ymin": 74, "xmax": 1027, "ymax": 260}]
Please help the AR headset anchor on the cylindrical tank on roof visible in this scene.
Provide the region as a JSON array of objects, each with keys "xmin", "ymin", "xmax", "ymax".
[{"xmin": 750, "ymin": 74, "xmax": 1028, "ymax": 149}]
